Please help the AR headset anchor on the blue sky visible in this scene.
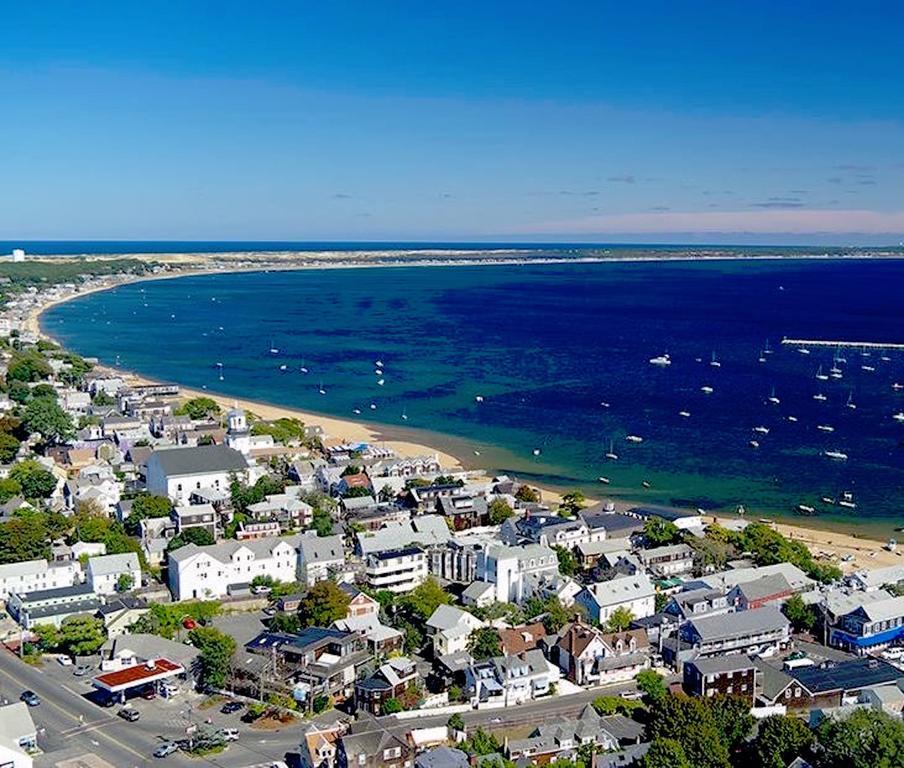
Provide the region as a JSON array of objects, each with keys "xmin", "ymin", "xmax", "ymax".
[{"xmin": 2, "ymin": 2, "xmax": 903, "ymax": 244}]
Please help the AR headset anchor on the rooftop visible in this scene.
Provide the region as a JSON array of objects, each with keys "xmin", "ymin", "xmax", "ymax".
[{"xmin": 147, "ymin": 444, "xmax": 247, "ymax": 477}]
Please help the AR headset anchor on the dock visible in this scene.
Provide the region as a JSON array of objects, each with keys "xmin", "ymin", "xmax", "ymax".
[{"xmin": 781, "ymin": 338, "xmax": 904, "ymax": 350}]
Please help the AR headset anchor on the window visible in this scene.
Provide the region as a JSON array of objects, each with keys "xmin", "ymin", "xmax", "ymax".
[{"xmin": 358, "ymin": 755, "xmax": 366, "ymax": 766}]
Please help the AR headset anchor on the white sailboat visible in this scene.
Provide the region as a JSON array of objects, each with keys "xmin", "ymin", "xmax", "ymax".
[
  {"xmin": 625, "ymin": 434, "xmax": 643, "ymax": 443},
  {"xmin": 605, "ymin": 440, "xmax": 619, "ymax": 461},
  {"xmin": 823, "ymin": 449, "xmax": 848, "ymax": 460},
  {"xmin": 269, "ymin": 340, "xmax": 279, "ymax": 354},
  {"xmin": 846, "ymin": 392, "xmax": 856, "ymax": 410},
  {"xmin": 813, "ymin": 392, "xmax": 827, "ymax": 402},
  {"xmin": 753, "ymin": 426, "xmax": 769, "ymax": 435},
  {"xmin": 678, "ymin": 410, "xmax": 691, "ymax": 418},
  {"xmin": 767, "ymin": 387, "xmax": 780, "ymax": 405},
  {"xmin": 318, "ymin": 380, "xmax": 326, "ymax": 395},
  {"xmin": 709, "ymin": 351, "xmax": 721, "ymax": 368},
  {"xmin": 817, "ymin": 424, "xmax": 834, "ymax": 433},
  {"xmin": 815, "ymin": 365, "xmax": 828, "ymax": 381},
  {"xmin": 649, "ymin": 353, "xmax": 671, "ymax": 366},
  {"xmin": 700, "ymin": 385, "xmax": 714, "ymax": 394}
]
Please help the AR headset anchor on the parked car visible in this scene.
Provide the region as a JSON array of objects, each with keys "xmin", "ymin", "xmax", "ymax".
[
  {"xmin": 221, "ymin": 728, "xmax": 239, "ymax": 742},
  {"xmin": 262, "ymin": 605, "xmax": 278, "ymax": 616},
  {"xmin": 221, "ymin": 700, "xmax": 244, "ymax": 714},
  {"xmin": 270, "ymin": 762, "xmax": 289, "ymax": 768},
  {"xmin": 138, "ymin": 685, "xmax": 156, "ymax": 700},
  {"xmin": 20, "ymin": 691, "xmax": 40, "ymax": 707},
  {"xmin": 74, "ymin": 664, "xmax": 92, "ymax": 677},
  {"xmin": 251, "ymin": 585, "xmax": 272, "ymax": 595},
  {"xmin": 57, "ymin": 655, "xmax": 73, "ymax": 666},
  {"xmin": 118, "ymin": 707, "xmax": 141, "ymax": 722},
  {"xmin": 153, "ymin": 742, "xmax": 180, "ymax": 758}
]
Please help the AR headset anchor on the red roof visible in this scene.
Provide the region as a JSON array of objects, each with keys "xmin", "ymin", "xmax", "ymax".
[
  {"xmin": 93, "ymin": 658, "xmax": 183, "ymax": 692},
  {"xmin": 343, "ymin": 473, "xmax": 370, "ymax": 487}
]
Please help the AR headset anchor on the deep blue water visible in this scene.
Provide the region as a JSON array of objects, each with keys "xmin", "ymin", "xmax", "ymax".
[{"xmin": 43, "ymin": 259, "xmax": 904, "ymax": 532}]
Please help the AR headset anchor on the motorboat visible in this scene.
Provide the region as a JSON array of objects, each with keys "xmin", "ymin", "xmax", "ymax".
[{"xmin": 649, "ymin": 354, "xmax": 672, "ymax": 366}]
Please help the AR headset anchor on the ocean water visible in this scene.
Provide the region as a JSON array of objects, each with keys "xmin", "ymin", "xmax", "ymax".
[{"xmin": 43, "ymin": 259, "xmax": 904, "ymax": 533}]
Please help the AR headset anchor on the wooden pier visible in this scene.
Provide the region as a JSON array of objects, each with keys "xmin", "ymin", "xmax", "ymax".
[{"xmin": 781, "ymin": 338, "xmax": 904, "ymax": 350}]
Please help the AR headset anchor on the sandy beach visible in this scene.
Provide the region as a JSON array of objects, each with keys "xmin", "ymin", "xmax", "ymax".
[{"xmin": 25, "ymin": 263, "xmax": 895, "ymax": 567}]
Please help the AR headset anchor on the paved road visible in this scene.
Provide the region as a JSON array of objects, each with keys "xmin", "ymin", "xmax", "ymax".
[{"xmin": 0, "ymin": 649, "xmax": 300, "ymax": 768}]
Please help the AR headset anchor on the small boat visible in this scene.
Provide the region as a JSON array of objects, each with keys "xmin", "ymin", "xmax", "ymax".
[
  {"xmin": 375, "ymin": 359, "xmax": 384, "ymax": 368},
  {"xmin": 821, "ymin": 496, "xmax": 836, "ymax": 505},
  {"xmin": 764, "ymin": 339, "xmax": 773, "ymax": 354},
  {"xmin": 709, "ymin": 352, "xmax": 721, "ymax": 368},
  {"xmin": 377, "ymin": 378, "xmax": 385, "ymax": 386},
  {"xmin": 798, "ymin": 348, "xmax": 811, "ymax": 355},
  {"xmin": 823, "ymin": 449, "xmax": 848, "ymax": 460},
  {"xmin": 749, "ymin": 440, "xmax": 760, "ymax": 448},
  {"xmin": 701, "ymin": 385, "xmax": 714, "ymax": 394},
  {"xmin": 600, "ymin": 401, "xmax": 611, "ymax": 408},
  {"xmin": 753, "ymin": 426, "xmax": 770, "ymax": 435},
  {"xmin": 817, "ymin": 424, "xmax": 835, "ymax": 433},
  {"xmin": 279, "ymin": 364, "xmax": 288, "ymax": 372},
  {"xmin": 625, "ymin": 435, "xmax": 643, "ymax": 443},
  {"xmin": 758, "ymin": 353, "xmax": 767, "ymax": 363},
  {"xmin": 401, "ymin": 409, "xmax": 408, "ymax": 421},
  {"xmin": 475, "ymin": 395, "xmax": 484, "ymax": 403},
  {"xmin": 473, "ymin": 450, "xmax": 481, "ymax": 456},
  {"xmin": 649, "ymin": 354, "xmax": 672, "ymax": 366},
  {"xmin": 598, "ymin": 477, "xmax": 610, "ymax": 484},
  {"xmin": 605, "ymin": 440, "xmax": 619, "ymax": 461},
  {"xmin": 318, "ymin": 380, "xmax": 326, "ymax": 395},
  {"xmin": 300, "ymin": 357, "xmax": 309, "ymax": 374},
  {"xmin": 846, "ymin": 392, "xmax": 856, "ymax": 410},
  {"xmin": 893, "ymin": 412, "xmax": 904, "ymax": 422},
  {"xmin": 797, "ymin": 504, "xmax": 816, "ymax": 515},
  {"xmin": 678, "ymin": 410, "xmax": 691, "ymax": 418},
  {"xmin": 894, "ymin": 383, "xmax": 904, "ymax": 391},
  {"xmin": 532, "ymin": 448, "xmax": 541, "ymax": 456},
  {"xmin": 838, "ymin": 496, "xmax": 857, "ymax": 510},
  {"xmin": 862, "ymin": 365, "xmax": 876, "ymax": 372},
  {"xmin": 767, "ymin": 387, "xmax": 780, "ymax": 405},
  {"xmin": 830, "ymin": 370, "xmax": 843, "ymax": 380},
  {"xmin": 369, "ymin": 403, "xmax": 377, "ymax": 410},
  {"xmin": 269, "ymin": 340, "xmax": 279, "ymax": 354},
  {"xmin": 787, "ymin": 415, "xmax": 798, "ymax": 422},
  {"xmin": 353, "ymin": 408, "xmax": 362, "ymax": 415},
  {"xmin": 374, "ymin": 369, "xmax": 383, "ymax": 375},
  {"xmin": 886, "ymin": 539, "xmax": 898, "ymax": 552},
  {"xmin": 815, "ymin": 365, "xmax": 828, "ymax": 381},
  {"xmin": 813, "ymin": 393, "xmax": 827, "ymax": 402},
  {"xmin": 641, "ymin": 480, "xmax": 651, "ymax": 489}
]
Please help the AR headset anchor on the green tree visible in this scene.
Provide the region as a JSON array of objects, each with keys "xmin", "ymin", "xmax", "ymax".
[
  {"xmin": 447, "ymin": 713, "xmax": 465, "ymax": 732},
  {"xmin": 643, "ymin": 516, "xmax": 682, "ymax": 546},
  {"xmin": 747, "ymin": 715, "xmax": 814, "ymax": 768},
  {"xmin": 124, "ymin": 494, "xmax": 172, "ymax": 533},
  {"xmin": 592, "ymin": 695, "xmax": 643, "ymax": 716},
  {"xmin": 312, "ymin": 694, "xmax": 331, "ymax": 714},
  {"xmin": 167, "ymin": 526, "xmax": 215, "ymax": 551},
  {"xmin": 8, "ymin": 459, "xmax": 58, "ymax": 499},
  {"xmin": 815, "ymin": 708, "xmax": 904, "ymax": 768},
  {"xmin": 606, "ymin": 606, "xmax": 635, "ymax": 632},
  {"xmin": 268, "ymin": 611, "xmax": 302, "ymax": 634},
  {"xmin": 558, "ymin": 490, "xmax": 586, "ymax": 516},
  {"xmin": 643, "ymin": 738, "xmax": 691, "ymax": 768},
  {"xmin": 462, "ymin": 729, "xmax": 501, "ymax": 757},
  {"xmin": 6, "ymin": 351, "xmax": 52, "ymax": 382},
  {"xmin": 310, "ymin": 507, "xmax": 334, "ymax": 536},
  {"xmin": 175, "ymin": 397, "xmax": 221, "ymax": 420},
  {"xmin": 400, "ymin": 577, "xmax": 452, "ymax": 620},
  {"xmin": 554, "ymin": 545, "xmax": 578, "ymax": 576},
  {"xmin": 129, "ymin": 601, "xmax": 220, "ymax": 639},
  {"xmin": 488, "ymin": 498, "xmax": 514, "ymax": 525},
  {"xmin": 115, "ymin": 573, "xmax": 135, "ymax": 592},
  {"xmin": 31, "ymin": 623, "xmax": 61, "ymax": 652},
  {"xmin": 300, "ymin": 581, "xmax": 351, "ymax": 626},
  {"xmin": 783, "ymin": 593, "xmax": 817, "ymax": 633},
  {"xmin": 189, "ymin": 626, "xmax": 236, "ymax": 689},
  {"xmin": 250, "ymin": 417, "xmax": 306, "ymax": 444},
  {"xmin": 382, "ymin": 698, "xmax": 403, "ymax": 714},
  {"xmin": 21, "ymin": 397, "xmax": 75, "ymax": 444},
  {"xmin": 515, "ymin": 485, "xmax": 540, "ymax": 503},
  {"xmin": 468, "ymin": 626, "xmax": 502, "ymax": 661},
  {"xmin": 0, "ymin": 431, "xmax": 21, "ymax": 462},
  {"xmin": 92, "ymin": 390, "xmax": 114, "ymax": 406},
  {"xmin": 7, "ymin": 381, "xmax": 32, "ymax": 405},
  {"xmin": 648, "ymin": 694, "xmax": 732, "ymax": 768},
  {"xmin": 58, "ymin": 615, "xmax": 106, "ymax": 656},
  {"xmin": 711, "ymin": 695, "xmax": 755, "ymax": 753},
  {"xmin": 524, "ymin": 595, "xmax": 584, "ymax": 633},
  {"xmin": 636, "ymin": 669, "xmax": 667, "ymax": 702}
]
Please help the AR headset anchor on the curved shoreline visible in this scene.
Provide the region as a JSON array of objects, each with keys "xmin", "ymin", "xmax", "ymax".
[{"xmin": 31, "ymin": 260, "xmax": 903, "ymax": 571}]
